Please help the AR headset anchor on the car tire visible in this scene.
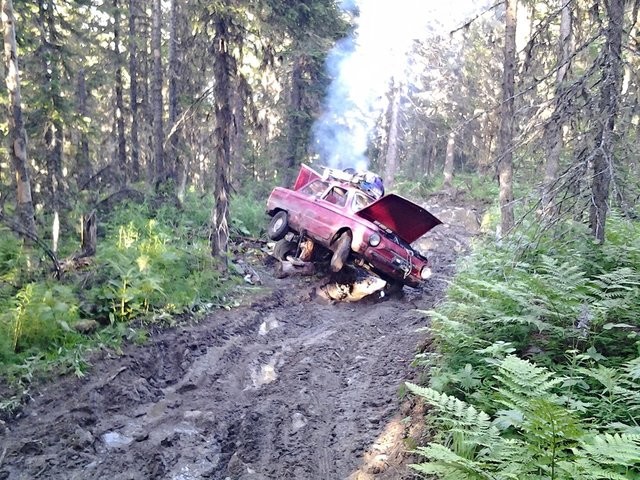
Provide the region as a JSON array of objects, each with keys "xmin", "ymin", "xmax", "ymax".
[
  {"xmin": 273, "ymin": 239, "xmax": 298, "ymax": 261},
  {"xmin": 268, "ymin": 211, "xmax": 289, "ymax": 240},
  {"xmin": 330, "ymin": 231, "xmax": 352, "ymax": 273}
]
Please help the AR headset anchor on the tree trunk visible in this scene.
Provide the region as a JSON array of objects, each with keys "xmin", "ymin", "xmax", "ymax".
[
  {"xmin": 497, "ymin": 0, "xmax": 517, "ymax": 235},
  {"xmin": 38, "ymin": 0, "xmax": 65, "ymax": 251},
  {"xmin": 139, "ymin": 0, "xmax": 153, "ymax": 182},
  {"xmin": 589, "ymin": 0, "xmax": 624, "ymax": 242},
  {"xmin": 283, "ymin": 55, "xmax": 305, "ymax": 187},
  {"xmin": 210, "ymin": 15, "xmax": 235, "ymax": 269},
  {"xmin": 443, "ymin": 131, "xmax": 455, "ymax": 189},
  {"xmin": 151, "ymin": 0, "xmax": 164, "ymax": 184},
  {"xmin": 542, "ymin": 0, "xmax": 573, "ymax": 213},
  {"xmin": 128, "ymin": 0, "xmax": 140, "ymax": 181},
  {"xmin": 76, "ymin": 68, "xmax": 91, "ymax": 188},
  {"xmin": 2, "ymin": 0, "xmax": 37, "ymax": 242},
  {"xmin": 167, "ymin": 0, "xmax": 179, "ymax": 182},
  {"xmin": 114, "ymin": 0, "xmax": 127, "ymax": 182},
  {"xmin": 384, "ymin": 78, "xmax": 401, "ymax": 189}
]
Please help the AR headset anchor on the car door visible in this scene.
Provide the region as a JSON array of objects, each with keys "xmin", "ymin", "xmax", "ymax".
[{"xmin": 300, "ymin": 185, "xmax": 350, "ymax": 244}]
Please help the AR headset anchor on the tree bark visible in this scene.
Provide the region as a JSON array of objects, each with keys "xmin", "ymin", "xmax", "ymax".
[
  {"xmin": 589, "ymin": 0, "xmax": 624, "ymax": 242},
  {"xmin": 384, "ymin": 78, "xmax": 401, "ymax": 189},
  {"xmin": 128, "ymin": 0, "xmax": 140, "ymax": 181},
  {"xmin": 443, "ymin": 131, "xmax": 455, "ymax": 189},
  {"xmin": 283, "ymin": 55, "xmax": 305, "ymax": 187},
  {"xmin": 76, "ymin": 69, "xmax": 91, "ymax": 188},
  {"xmin": 2, "ymin": 0, "xmax": 37, "ymax": 242},
  {"xmin": 497, "ymin": 0, "xmax": 517, "ymax": 235},
  {"xmin": 114, "ymin": 0, "xmax": 127, "ymax": 181},
  {"xmin": 168, "ymin": 0, "xmax": 179, "ymax": 182},
  {"xmin": 38, "ymin": 0, "xmax": 65, "ymax": 251},
  {"xmin": 210, "ymin": 15, "xmax": 235, "ymax": 269},
  {"xmin": 151, "ymin": 0, "xmax": 164, "ymax": 184},
  {"xmin": 542, "ymin": 0, "xmax": 573, "ymax": 213}
]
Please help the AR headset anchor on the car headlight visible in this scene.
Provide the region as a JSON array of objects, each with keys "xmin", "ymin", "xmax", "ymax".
[
  {"xmin": 368, "ymin": 233, "xmax": 381, "ymax": 247},
  {"xmin": 420, "ymin": 266, "xmax": 432, "ymax": 280}
]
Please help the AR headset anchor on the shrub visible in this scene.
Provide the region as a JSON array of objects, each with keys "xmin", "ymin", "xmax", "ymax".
[{"xmin": 412, "ymin": 212, "xmax": 640, "ymax": 478}]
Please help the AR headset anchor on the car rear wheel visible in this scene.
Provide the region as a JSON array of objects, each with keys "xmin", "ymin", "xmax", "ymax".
[
  {"xmin": 268, "ymin": 211, "xmax": 289, "ymax": 240},
  {"xmin": 273, "ymin": 239, "xmax": 298, "ymax": 261},
  {"xmin": 330, "ymin": 231, "xmax": 352, "ymax": 272}
]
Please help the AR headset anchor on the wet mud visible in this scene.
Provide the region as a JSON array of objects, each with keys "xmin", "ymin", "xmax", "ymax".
[{"xmin": 0, "ymin": 202, "xmax": 475, "ymax": 480}]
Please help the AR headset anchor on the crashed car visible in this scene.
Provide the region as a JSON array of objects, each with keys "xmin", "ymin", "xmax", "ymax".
[{"xmin": 265, "ymin": 165, "xmax": 442, "ymax": 287}]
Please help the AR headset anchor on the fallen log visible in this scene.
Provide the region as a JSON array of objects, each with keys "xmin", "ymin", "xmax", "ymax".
[{"xmin": 275, "ymin": 258, "xmax": 316, "ymax": 278}]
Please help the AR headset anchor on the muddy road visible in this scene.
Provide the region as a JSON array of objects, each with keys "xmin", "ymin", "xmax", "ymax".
[{"xmin": 0, "ymin": 203, "xmax": 477, "ymax": 480}]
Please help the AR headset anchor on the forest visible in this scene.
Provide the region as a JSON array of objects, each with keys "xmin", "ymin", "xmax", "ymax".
[{"xmin": 1, "ymin": 0, "xmax": 640, "ymax": 478}]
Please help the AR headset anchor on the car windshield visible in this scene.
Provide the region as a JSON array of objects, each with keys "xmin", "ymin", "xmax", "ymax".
[
  {"xmin": 323, "ymin": 187, "xmax": 348, "ymax": 207},
  {"xmin": 352, "ymin": 192, "xmax": 374, "ymax": 211}
]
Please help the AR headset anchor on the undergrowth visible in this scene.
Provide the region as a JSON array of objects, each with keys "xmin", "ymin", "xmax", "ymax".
[
  {"xmin": 0, "ymin": 188, "xmax": 266, "ymax": 394},
  {"xmin": 410, "ymin": 213, "xmax": 640, "ymax": 479}
]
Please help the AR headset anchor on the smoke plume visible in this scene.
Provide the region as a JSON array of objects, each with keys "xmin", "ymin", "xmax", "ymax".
[{"xmin": 311, "ymin": 0, "xmax": 486, "ymax": 171}]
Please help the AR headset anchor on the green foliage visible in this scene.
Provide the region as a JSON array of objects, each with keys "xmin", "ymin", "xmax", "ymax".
[
  {"xmin": 412, "ymin": 212, "xmax": 640, "ymax": 478},
  {"xmin": 394, "ymin": 171, "xmax": 499, "ymax": 204},
  {"xmin": 409, "ymin": 357, "xmax": 640, "ymax": 479},
  {"xmin": 230, "ymin": 191, "xmax": 268, "ymax": 238},
  {"xmin": 0, "ymin": 191, "xmax": 242, "ymax": 384}
]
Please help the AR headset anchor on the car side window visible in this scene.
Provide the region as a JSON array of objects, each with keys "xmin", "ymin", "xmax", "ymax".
[
  {"xmin": 323, "ymin": 187, "xmax": 348, "ymax": 207},
  {"xmin": 300, "ymin": 180, "xmax": 328, "ymax": 196},
  {"xmin": 353, "ymin": 193, "xmax": 372, "ymax": 211}
]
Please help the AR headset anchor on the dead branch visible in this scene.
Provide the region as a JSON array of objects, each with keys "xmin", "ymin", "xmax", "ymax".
[
  {"xmin": 94, "ymin": 188, "xmax": 145, "ymax": 213},
  {"xmin": 450, "ymin": 0, "xmax": 505, "ymax": 36},
  {"xmin": 0, "ymin": 210, "xmax": 62, "ymax": 279}
]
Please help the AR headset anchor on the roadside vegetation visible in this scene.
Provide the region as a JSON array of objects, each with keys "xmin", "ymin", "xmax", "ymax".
[
  {"xmin": 0, "ymin": 189, "xmax": 267, "ymax": 400},
  {"xmin": 409, "ymin": 204, "xmax": 640, "ymax": 478}
]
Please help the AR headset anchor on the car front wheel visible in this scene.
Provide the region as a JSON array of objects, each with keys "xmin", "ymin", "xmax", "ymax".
[
  {"xmin": 273, "ymin": 238, "xmax": 298, "ymax": 261},
  {"xmin": 330, "ymin": 231, "xmax": 352, "ymax": 272},
  {"xmin": 268, "ymin": 211, "xmax": 289, "ymax": 240}
]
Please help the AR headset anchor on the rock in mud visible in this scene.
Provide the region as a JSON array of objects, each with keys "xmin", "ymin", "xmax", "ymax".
[
  {"xmin": 73, "ymin": 319, "xmax": 100, "ymax": 334},
  {"xmin": 101, "ymin": 431, "xmax": 133, "ymax": 449},
  {"xmin": 258, "ymin": 314, "xmax": 280, "ymax": 335},
  {"xmin": 291, "ymin": 412, "xmax": 307, "ymax": 431},
  {"xmin": 70, "ymin": 426, "xmax": 94, "ymax": 449}
]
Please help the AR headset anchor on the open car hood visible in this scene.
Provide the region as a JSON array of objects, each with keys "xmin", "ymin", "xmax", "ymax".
[{"xmin": 355, "ymin": 194, "xmax": 442, "ymax": 244}]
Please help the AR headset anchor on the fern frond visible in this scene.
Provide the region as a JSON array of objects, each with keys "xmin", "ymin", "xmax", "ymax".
[
  {"xmin": 406, "ymin": 383, "xmax": 492, "ymax": 431},
  {"xmin": 623, "ymin": 356, "xmax": 640, "ymax": 381},
  {"xmin": 411, "ymin": 444, "xmax": 495, "ymax": 480},
  {"xmin": 556, "ymin": 458, "xmax": 632, "ymax": 480},
  {"xmin": 494, "ymin": 356, "xmax": 564, "ymax": 411},
  {"xmin": 578, "ymin": 365, "xmax": 621, "ymax": 395},
  {"xmin": 578, "ymin": 433, "xmax": 640, "ymax": 468},
  {"xmin": 406, "ymin": 382, "xmax": 503, "ymax": 455}
]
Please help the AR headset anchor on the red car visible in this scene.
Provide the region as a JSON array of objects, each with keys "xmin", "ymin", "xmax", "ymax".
[{"xmin": 266, "ymin": 165, "xmax": 441, "ymax": 287}]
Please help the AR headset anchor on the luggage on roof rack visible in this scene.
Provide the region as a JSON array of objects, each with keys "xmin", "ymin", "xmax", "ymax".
[{"xmin": 322, "ymin": 167, "xmax": 385, "ymax": 200}]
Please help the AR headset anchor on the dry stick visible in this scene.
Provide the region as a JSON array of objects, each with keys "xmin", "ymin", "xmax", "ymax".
[
  {"xmin": 0, "ymin": 447, "xmax": 7, "ymax": 469},
  {"xmin": 163, "ymin": 85, "xmax": 215, "ymax": 149},
  {"xmin": 107, "ymin": 366, "xmax": 128, "ymax": 383}
]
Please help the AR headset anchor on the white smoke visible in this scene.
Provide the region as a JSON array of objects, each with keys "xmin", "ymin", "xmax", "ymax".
[{"xmin": 312, "ymin": 0, "xmax": 488, "ymax": 171}]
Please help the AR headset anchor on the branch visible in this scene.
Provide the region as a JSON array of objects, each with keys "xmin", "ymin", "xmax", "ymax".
[
  {"xmin": 450, "ymin": 0, "xmax": 505, "ymax": 36},
  {"xmin": 0, "ymin": 211, "xmax": 62, "ymax": 279},
  {"xmin": 164, "ymin": 85, "xmax": 215, "ymax": 149}
]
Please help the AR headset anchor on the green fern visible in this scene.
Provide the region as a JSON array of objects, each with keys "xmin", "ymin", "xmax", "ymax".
[
  {"xmin": 579, "ymin": 433, "xmax": 640, "ymax": 468},
  {"xmin": 494, "ymin": 356, "xmax": 565, "ymax": 412}
]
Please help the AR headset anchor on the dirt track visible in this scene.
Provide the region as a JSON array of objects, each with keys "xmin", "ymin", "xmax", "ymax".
[{"xmin": 0, "ymin": 202, "xmax": 477, "ymax": 480}]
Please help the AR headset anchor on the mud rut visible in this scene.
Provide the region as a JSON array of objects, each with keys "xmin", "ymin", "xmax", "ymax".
[{"xmin": 0, "ymin": 203, "xmax": 477, "ymax": 480}]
